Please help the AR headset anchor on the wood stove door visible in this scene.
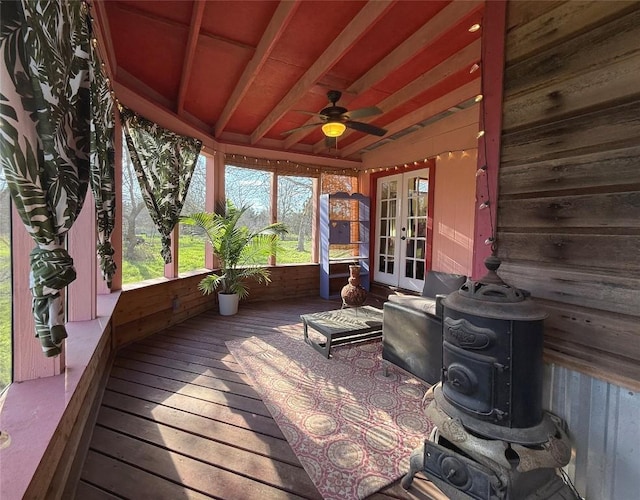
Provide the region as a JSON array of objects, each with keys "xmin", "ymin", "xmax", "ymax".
[{"xmin": 442, "ymin": 341, "xmax": 499, "ymax": 417}]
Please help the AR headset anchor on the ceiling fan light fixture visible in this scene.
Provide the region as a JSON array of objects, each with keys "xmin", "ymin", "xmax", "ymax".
[{"xmin": 322, "ymin": 121, "xmax": 346, "ymax": 137}]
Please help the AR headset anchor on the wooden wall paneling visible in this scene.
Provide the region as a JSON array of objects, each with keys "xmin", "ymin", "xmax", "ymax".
[
  {"xmin": 499, "ymin": 147, "xmax": 640, "ymax": 196},
  {"xmin": 497, "ymin": 233, "xmax": 639, "ymax": 272},
  {"xmin": 112, "ymin": 265, "xmax": 320, "ymax": 348},
  {"xmin": 498, "ymin": 192, "xmax": 640, "ymax": 229},
  {"xmin": 505, "ymin": 1, "xmax": 639, "ymax": 64},
  {"xmin": 544, "ymin": 341, "xmax": 639, "ymax": 392},
  {"xmin": 539, "ymin": 301, "xmax": 640, "ymax": 361},
  {"xmin": 505, "ymin": 1, "xmax": 563, "ymax": 32},
  {"xmin": 503, "ymin": 6, "xmax": 640, "ymax": 131},
  {"xmin": 498, "ymin": 261, "xmax": 639, "ymax": 317},
  {"xmin": 501, "ymin": 100, "xmax": 640, "ymax": 166}
]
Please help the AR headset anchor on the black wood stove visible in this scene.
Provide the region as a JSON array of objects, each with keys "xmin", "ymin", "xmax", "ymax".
[{"xmin": 402, "ymin": 257, "xmax": 576, "ymax": 500}]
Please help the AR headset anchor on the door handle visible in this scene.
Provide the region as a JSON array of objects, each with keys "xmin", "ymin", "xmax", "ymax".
[{"xmin": 401, "ymin": 236, "xmax": 406, "ymax": 240}]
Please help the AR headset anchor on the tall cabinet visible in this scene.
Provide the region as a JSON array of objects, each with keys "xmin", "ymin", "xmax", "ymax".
[{"xmin": 319, "ymin": 192, "xmax": 370, "ymax": 299}]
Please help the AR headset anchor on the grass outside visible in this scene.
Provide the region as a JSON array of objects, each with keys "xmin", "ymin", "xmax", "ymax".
[
  {"xmin": 122, "ymin": 235, "xmax": 314, "ymax": 285},
  {"xmin": 0, "ymin": 243, "xmax": 11, "ymax": 392}
]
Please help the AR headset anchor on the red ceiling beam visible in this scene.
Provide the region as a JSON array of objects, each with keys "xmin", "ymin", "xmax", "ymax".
[
  {"xmin": 283, "ymin": 0, "xmax": 483, "ymax": 149},
  {"xmin": 313, "ymin": 38, "xmax": 482, "ymax": 154},
  {"xmin": 215, "ymin": 0, "xmax": 301, "ymax": 138},
  {"xmin": 338, "ymin": 79, "xmax": 481, "ymax": 158},
  {"xmin": 177, "ymin": 1, "xmax": 206, "ymax": 116},
  {"xmin": 250, "ymin": 0, "xmax": 396, "ymax": 145}
]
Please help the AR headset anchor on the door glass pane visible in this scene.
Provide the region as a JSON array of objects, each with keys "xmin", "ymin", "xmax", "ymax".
[
  {"xmin": 389, "ymin": 199, "xmax": 396, "ymax": 218},
  {"xmin": 387, "ymin": 259, "xmax": 394, "ymax": 274},
  {"xmin": 417, "ymin": 240, "xmax": 425, "ymax": 259},
  {"xmin": 381, "ymin": 200, "xmax": 388, "ymax": 217},
  {"xmin": 416, "ymin": 260, "xmax": 425, "ymax": 280},
  {"xmin": 389, "ymin": 181, "xmax": 397, "ymax": 198},
  {"xmin": 417, "ymin": 220, "xmax": 426, "ymax": 238},
  {"xmin": 388, "ymin": 238, "xmax": 395, "ymax": 255},
  {"xmin": 379, "ymin": 256, "xmax": 385, "ymax": 273},
  {"xmin": 380, "ymin": 219, "xmax": 387, "ymax": 236},
  {"xmin": 418, "ymin": 196, "xmax": 427, "ymax": 216},
  {"xmin": 405, "ymin": 260, "xmax": 413, "ymax": 278},
  {"xmin": 382, "ymin": 182, "xmax": 389, "ymax": 199},
  {"xmin": 407, "ymin": 239, "xmax": 415, "ymax": 258},
  {"xmin": 389, "ymin": 219, "xmax": 396, "ymax": 237}
]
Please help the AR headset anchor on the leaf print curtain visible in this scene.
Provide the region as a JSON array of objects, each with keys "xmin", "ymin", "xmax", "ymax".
[
  {"xmin": 120, "ymin": 106, "xmax": 202, "ymax": 263},
  {"xmin": 0, "ymin": 1, "xmax": 90, "ymax": 357},
  {"xmin": 90, "ymin": 42, "xmax": 116, "ymax": 287}
]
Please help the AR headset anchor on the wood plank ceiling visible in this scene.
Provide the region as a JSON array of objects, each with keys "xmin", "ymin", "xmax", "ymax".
[{"xmin": 94, "ymin": 0, "xmax": 484, "ymax": 161}]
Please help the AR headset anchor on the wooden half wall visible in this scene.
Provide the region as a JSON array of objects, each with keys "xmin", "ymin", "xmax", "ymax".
[
  {"xmin": 112, "ymin": 264, "xmax": 320, "ymax": 348},
  {"xmin": 498, "ymin": 1, "xmax": 640, "ymax": 390}
]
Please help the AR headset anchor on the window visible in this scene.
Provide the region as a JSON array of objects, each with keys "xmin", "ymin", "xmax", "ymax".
[
  {"xmin": 277, "ymin": 175, "xmax": 313, "ymax": 263},
  {"xmin": 224, "ymin": 156, "xmax": 359, "ymax": 266},
  {"xmin": 0, "ymin": 167, "xmax": 12, "ymax": 392},
  {"xmin": 179, "ymin": 154, "xmax": 207, "ymax": 274}
]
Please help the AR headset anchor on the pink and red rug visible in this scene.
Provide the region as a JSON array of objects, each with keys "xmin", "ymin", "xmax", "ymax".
[{"xmin": 226, "ymin": 334, "xmax": 433, "ymax": 500}]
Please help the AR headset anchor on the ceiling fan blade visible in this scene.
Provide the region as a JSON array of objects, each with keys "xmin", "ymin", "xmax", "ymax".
[
  {"xmin": 345, "ymin": 120, "xmax": 387, "ymax": 137},
  {"xmin": 281, "ymin": 123, "xmax": 324, "ymax": 136},
  {"xmin": 293, "ymin": 110, "xmax": 326, "ymax": 118},
  {"xmin": 345, "ymin": 106, "xmax": 383, "ymax": 120}
]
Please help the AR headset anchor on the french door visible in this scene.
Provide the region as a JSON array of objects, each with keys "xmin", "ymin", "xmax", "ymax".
[{"xmin": 374, "ymin": 168, "xmax": 430, "ymax": 292}]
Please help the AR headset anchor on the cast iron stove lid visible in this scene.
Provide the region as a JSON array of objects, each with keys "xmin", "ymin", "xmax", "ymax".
[{"xmin": 444, "ymin": 256, "xmax": 547, "ymax": 321}]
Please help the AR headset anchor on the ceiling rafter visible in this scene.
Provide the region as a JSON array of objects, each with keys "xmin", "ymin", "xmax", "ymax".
[
  {"xmin": 282, "ymin": 0, "xmax": 483, "ymax": 150},
  {"xmin": 215, "ymin": 0, "xmax": 301, "ymax": 138},
  {"xmin": 312, "ymin": 38, "xmax": 482, "ymax": 154},
  {"xmin": 339, "ymin": 78, "xmax": 481, "ymax": 158},
  {"xmin": 249, "ymin": 0, "xmax": 396, "ymax": 145},
  {"xmin": 176, "ymin": 1, "xmax": 205, "ymax": 116}
]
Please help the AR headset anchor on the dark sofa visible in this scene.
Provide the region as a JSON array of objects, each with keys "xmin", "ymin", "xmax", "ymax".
[{"xmin": 382, "ymin": 271, "xmax": 467, "ymax": 384}]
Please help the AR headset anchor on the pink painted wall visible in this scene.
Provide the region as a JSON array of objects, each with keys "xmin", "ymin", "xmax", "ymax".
[
  {"xmin": 432, "ymin": 151, "xmax": 478, "ymax": 274},
  {"xmin": 362, "ymin": 106, "xmax": 480, "ymax": 277}
]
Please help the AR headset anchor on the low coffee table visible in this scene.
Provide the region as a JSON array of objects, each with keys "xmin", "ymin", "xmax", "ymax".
[{"xmin": 301, "ymin": 305, "xmax": 383, "ymax": 358}]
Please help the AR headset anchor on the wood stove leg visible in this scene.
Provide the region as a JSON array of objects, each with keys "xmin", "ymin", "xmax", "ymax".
[{"xmin": 401, "ymin": 443, "xmax": 425, "ymax": 489}]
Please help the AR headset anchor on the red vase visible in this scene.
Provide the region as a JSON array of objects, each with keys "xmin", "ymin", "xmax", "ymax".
[{"xmin": 341, "ymin": 265, "xmax": 367, "ymax": 307}]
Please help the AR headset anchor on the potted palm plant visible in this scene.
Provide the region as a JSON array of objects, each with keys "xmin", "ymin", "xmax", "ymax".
[{"xmin": 181, "ymin": 200, "xmax": 288, "ymax": 315}]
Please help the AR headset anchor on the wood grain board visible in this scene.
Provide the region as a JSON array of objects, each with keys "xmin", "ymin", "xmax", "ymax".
[
  {"xmin": 498, "ymin": 1, "xmax": 640, "ymax": 390},
  {"xmin": 75, "ymin": 298, "xmax": 445, "ymax": 499}
]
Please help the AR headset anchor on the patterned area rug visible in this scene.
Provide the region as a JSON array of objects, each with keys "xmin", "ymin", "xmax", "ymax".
[{"xmin": 226, "ymin": 334, "xmax": 433, "ymax": 500}]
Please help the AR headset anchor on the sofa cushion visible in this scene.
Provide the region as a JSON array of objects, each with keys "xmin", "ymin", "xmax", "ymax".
[
  {"xmin": 387, "ymin": 294, "xmax": 437, "ymax": 316},
  {"xmin": 422, "ymin": 271, "xmax": 467, "ymax": 299}
]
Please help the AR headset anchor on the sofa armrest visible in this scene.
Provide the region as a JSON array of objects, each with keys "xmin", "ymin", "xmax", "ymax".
[{"xmin": 387, "ymin": 294, "xmax": 437, "ymax": 317}]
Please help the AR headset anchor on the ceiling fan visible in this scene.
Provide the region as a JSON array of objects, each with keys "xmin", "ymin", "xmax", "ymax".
[{"xmin": 282, "ymin": 90, "xmax": 387, "ymax": 139}]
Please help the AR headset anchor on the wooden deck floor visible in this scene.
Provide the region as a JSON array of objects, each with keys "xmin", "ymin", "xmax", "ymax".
[{"xmin": 75, "ymin": 297, "xmax": 443, "ymax": 500}]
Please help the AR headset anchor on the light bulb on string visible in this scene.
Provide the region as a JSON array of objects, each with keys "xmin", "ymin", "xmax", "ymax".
[
  {"xmin": 479, "ymin": 201, "xmax": 490, "ymax": 210},
  {"xmin": 470, "ymin": 63, "xmax": 480, "ymax": 74}
]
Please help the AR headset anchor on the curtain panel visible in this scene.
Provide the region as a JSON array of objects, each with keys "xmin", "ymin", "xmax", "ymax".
[
  {"xmin": 120, "ymin": 106, "xmax": 202, "ymax": 263},
  {"xmin": 90, "ymin": 42, "xmax": 116, "ymax": 287},
  {"xmin": 0, "ymin": 0, "xmax": 91, "ymax": 356}
]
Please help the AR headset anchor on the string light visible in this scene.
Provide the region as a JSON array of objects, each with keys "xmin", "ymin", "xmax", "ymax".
[
  {"xmin": 475, "ymin": 94, "xmax": 484, "ymax": 102},
  {"xmin": 477, "ymin": 130, "xmax": 485, "ymax": 139},
  {"xmin": 468, "ymin": 23, "xmax": 481, "ymax": 33},
  {"xmin": 479, "ymin": 201, "xmax": 490, "ymax": 210},
  {"xmin": 476, "ymin": 164, "xmax": 487, "ymax": 177},
  {"xmin": 470, "ymin": 63, "xmax": 480, "ymax": 74}
]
